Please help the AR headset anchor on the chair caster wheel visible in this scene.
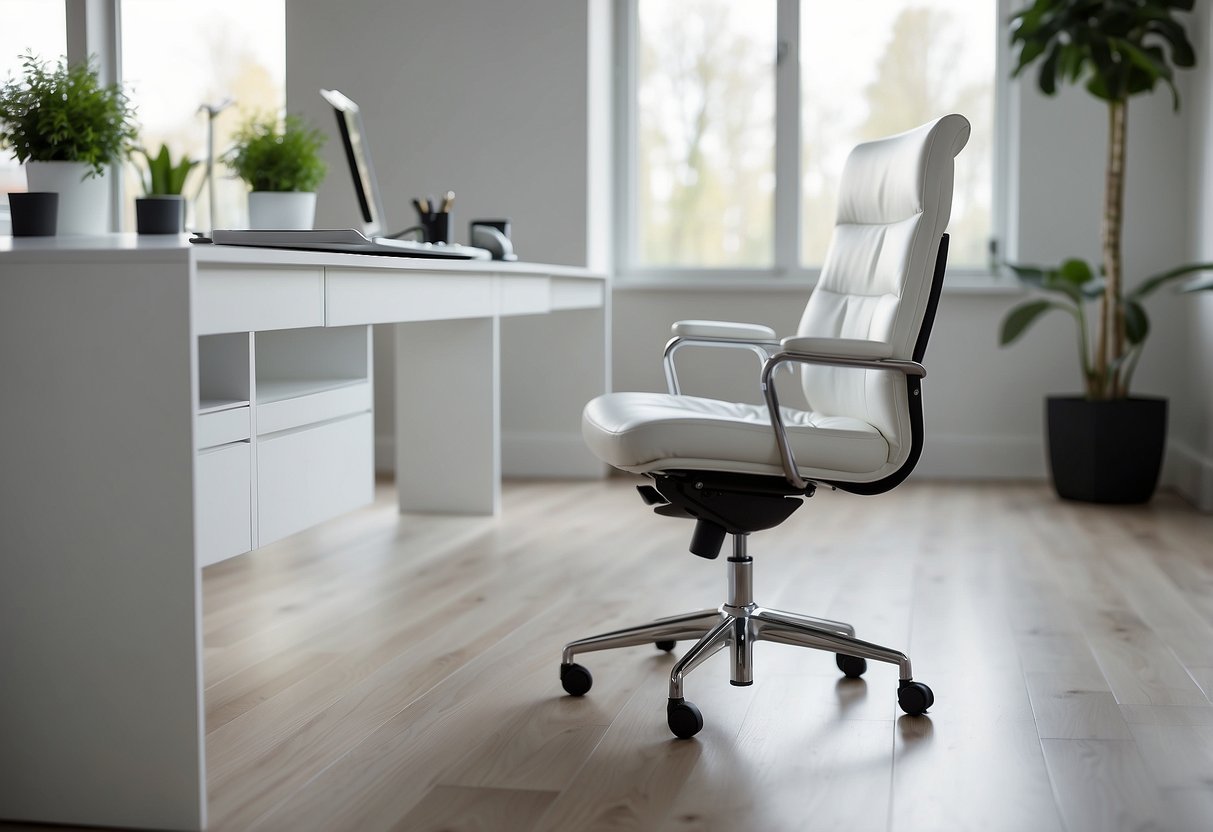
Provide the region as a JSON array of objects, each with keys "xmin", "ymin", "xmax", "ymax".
[
  {"xmin": 667, "ymin": 698, "xmax": 703, "ymax": 739},
  {"xmin": 836, "ymin": 653, "xmax": 867, "ymax": 678},
  {"xmin": 656, "ymin": 640, "xmax": 677, "ymax": 652},
  {"xmin": 898, "ymin": 680, "xmax": 934, "ymax": 715},
  {"xmin": 560, "ymin": 662, "xmax": 593, "ymax": 696}
]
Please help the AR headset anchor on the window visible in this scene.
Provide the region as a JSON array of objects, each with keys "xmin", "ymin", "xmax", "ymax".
[
  {"xmin": 120, "ymin": 0, "xmax": 285, "ymax": 231},
  {"xmin": 0, "ymin": 1, "xmax": 67, "ymax": 197},
  {"xmin": 621, "ymin": 0, "xmax": 999, "ymax": 278}
]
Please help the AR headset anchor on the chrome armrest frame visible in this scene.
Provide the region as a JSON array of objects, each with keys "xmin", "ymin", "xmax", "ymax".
[
  {"xmin": 759, "ymin": 351, "xmax": 927, "ymax": 489},
  {"xmin": 663, "ymin": 336, "xmax": 782, "ymax": 396}
]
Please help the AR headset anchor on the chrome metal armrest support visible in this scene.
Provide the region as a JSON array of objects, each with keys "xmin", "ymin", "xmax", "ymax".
[
  {"xmin": 759, "ymin": 350, "xmax": 927, "ymax": 489},
  {"xmin": 663, "ymin": 336, "xmax": 782, "ymax": 396}
]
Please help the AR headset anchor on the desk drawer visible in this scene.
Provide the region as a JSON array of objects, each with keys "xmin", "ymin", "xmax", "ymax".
[
  {"xmin": 197, "ymin": 266, "xmax": 324, "ymax": 334},
  {"xmin": 257, "ymin": 380, "xmax": 371, "ymax": 435},
  {"xmin": 551, "ymin": 279, "xmax": 604, "ymax": 311},
  {"xmin": 325, "ymin": 271, "xmax": 494, "ymax": 325},
  {"xmin": 196, "ymin": 442, "xmax": 252, "ymax": 566},
  {"xmin": 498, "ymin": 276, "xmax": 551, "ymax": 317},
  {"xmin": 257, "ymin": 412, "xmax": 373, "ymax": 546},
  {"xmin": 197, "ymin": 405, "xmax": 251, "ymax": 450}
]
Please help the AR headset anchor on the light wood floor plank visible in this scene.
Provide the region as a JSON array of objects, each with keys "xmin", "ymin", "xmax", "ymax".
[
  {"xmin": 155, "ymin": 480, "xmax": 1213, "ymax": 832},
  {"xmin": 1039, "ymin": 738, "xmax": 1171, "ymax": 832},
  {"xmin": 387, "ymin": 785, "xmax": 558, "ymax": 832}
]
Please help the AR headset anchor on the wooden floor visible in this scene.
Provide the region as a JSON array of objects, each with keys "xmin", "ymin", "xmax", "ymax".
[{"xmin": 13, "ymin": 479, "xmax": 1213, "ymax": 831}]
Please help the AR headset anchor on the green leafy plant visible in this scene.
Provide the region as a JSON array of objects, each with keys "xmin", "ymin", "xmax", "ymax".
[
  {"xmin": 137, "ymin": 143, "xmax": 197, "ymax": 196},
  {"xmin": 226, "ymin": 113, "xmax": 327, "ymax": 192},
  {"xmin": 1000, "ymin": 0, "xmax": 1212, "ymax": 398},
  {"xmin": 0, "ymin": 53, "xmax": 138, "ymax": 178},
  {"xmin": 1000, "ymin": 258, "xmax": 1213, "ymax": 396}
]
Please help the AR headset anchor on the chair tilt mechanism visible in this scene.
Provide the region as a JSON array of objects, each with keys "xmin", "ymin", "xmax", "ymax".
[{"xmin": 559, "ymin": 115, "xmax": 970, "ymax": 738}]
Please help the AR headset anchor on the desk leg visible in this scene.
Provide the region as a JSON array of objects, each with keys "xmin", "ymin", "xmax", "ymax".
[
  {"xmin": 0, "ymin": 260, "xmax": 205, "ymax": 830},
  {"xmin": 395, "ymin": 316, "xmax": 500, "ymax": 514}
]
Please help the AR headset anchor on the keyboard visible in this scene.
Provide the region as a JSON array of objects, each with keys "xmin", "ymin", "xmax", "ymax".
[{"xmin": 208, "ymin": 229, "xmax": 492, "ymax": 260}]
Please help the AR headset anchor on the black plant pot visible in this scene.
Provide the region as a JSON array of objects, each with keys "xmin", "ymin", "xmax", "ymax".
[
  {"xmin": 1045, "ymin": 396, "xmax": 1167, "ymax": 504},
  {"xmin": 135, "ymin": 196, "xmax": 184, "ymax": 234},
  {"xmin": 8, "ymin": 191, "xmax": 58, "ymax": 236}
]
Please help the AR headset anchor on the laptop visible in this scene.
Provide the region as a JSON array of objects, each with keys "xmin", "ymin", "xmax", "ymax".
[
  {"xmin": 209, "ymin": 89, "xmax": 490, "ymax": 261},
  {"xmin": 209, "ymin": 228, "xmax": 491, "ymax": 260}
]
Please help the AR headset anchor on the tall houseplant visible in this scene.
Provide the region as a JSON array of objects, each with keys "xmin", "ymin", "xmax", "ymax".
[
  {"xmin": 999, "ymin": 0, "xmax": 1212, "ymax": 503},
  {"xmin": 227, "ymin": 113, "xmax": 327, "ymax": 230},
  {"xmin": 0, "ymin": 53, "xmax": 137, "ymax": 235}
]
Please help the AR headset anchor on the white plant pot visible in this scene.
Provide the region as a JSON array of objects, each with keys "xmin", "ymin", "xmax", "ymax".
[
  {"xmin": 247, "ymin": 191, "xmax": 317, "ymax": 230},
  {"xmin": 25, "ymin": 161, "xmax": 110, "ymax": 236}
]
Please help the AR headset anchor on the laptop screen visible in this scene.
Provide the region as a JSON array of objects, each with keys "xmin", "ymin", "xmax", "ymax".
[{"xmin": 319, "ymin": 88, "xmax": 386, "ymax": 237}]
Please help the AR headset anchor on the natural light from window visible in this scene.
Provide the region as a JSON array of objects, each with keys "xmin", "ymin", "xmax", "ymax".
[
  {"xmin": 0, "ymin": 1, "xmax": 67, "ymax": 196},
  {"xmin": 631, "ymin": 0, "xmax": 995, "ymax": 273},
  {"xmin": 635, "ymin": 0, "xmax": 776, "ymax": 268},
  {"xmin": 801, "ymin": 0, "xmax": 994, "ymax": 268},
  {"xmin": 120, "ymin": 0, "xmax": 284, "ymax": 231}
]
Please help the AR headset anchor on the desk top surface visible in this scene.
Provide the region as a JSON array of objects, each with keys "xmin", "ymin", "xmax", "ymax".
[{"xmin": 0, "ymin": 233, "xmax": 606, "ymax": 281}]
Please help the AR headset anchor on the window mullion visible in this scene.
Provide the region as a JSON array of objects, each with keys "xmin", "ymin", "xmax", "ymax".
[{"xmin": 773, "ymin": 0, "xmax": 801, "ymax": 275}]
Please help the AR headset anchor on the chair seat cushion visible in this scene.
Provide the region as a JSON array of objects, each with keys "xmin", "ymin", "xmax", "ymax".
[{"xmin": 582, "ymin": 392, "xmax": 890, "ymax": 477}]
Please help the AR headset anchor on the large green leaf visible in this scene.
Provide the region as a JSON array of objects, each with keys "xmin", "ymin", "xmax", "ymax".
[
  {"xmin": 1003, "ymin": 263, "xmax": 1049, "ymax": 284},
  {"xmin": 1081, "ymin": 276, "xmax": 1107, "ymax": 298},
  {"xmin": 1182, "ymin": 274, "xmax": 1213, "ymax": 292},
  {"xmin": 1123, "ymin": 299, "xmax": 1149, "ymax": 345},
  {"xmin": 1130, "ymin": 262, "xmax": 1213, "ymax": 298},
  {"xmin": 1000, "ymin": 299, "xmax": 1065, "ymax": 346},
  {"xmin": 1057, "ymin": 258, "xmax": 1094, "ymax": 284}
]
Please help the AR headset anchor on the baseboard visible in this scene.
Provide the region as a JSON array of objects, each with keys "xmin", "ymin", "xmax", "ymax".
[
  {"xmin": 375, "ymin": 431, "xmax": 608, "ymax": 479},
  {"xmin": 377, "ymin": 429, "xmax": 1213, "ymax": 507},
  {"xmin": 914, "ymin": 434, "xmax": 1046, "ymax": 480},
  {"xmin": 1167, "ymin": 439, "xmax": 1213, "ymax": 512}
]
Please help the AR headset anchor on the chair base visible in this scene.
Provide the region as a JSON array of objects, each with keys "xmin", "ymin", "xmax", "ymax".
[{"xmin": 560, "ymin": 535, "xmax": 933, "ymax": 737}]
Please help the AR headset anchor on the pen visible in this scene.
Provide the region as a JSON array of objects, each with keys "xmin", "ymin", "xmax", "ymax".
[{"xmin": 442, "ymin": 190, "xmax": 455, "ymax": 213}]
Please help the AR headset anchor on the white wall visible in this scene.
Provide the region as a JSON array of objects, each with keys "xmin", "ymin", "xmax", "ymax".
[
  {"xmin": 286, "ymin": 0, "xmax": 610, "ymax": 475},
  {"xmin": 1180, "ymin": 3, "xmax": 1213, "ymax": 510}
]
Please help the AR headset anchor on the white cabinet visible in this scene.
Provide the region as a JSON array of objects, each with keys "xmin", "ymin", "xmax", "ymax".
[
  {"xmin": 194, "ymin": 325, "xmax": 374, "ymax": 564},
  {"xmin": 195, "ymin": 442, "xmax": 252, "ymax": 567},
  {"xmin": 257, "ymin": 413, "xmax": 374, "ymax": 546}
]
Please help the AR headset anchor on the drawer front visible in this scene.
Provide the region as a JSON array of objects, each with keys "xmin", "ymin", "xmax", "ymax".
[
  {"xmin": 257, "ymin": 381, "xmax": 371, "ymax": 435},
  {"xmin": 325, "ymin": 270, "xmax": 494, "ymax": 325},
  {"xmin": 197, "ymin": 406, "xmax": 251, "ymax": 450},
  {"xmin": 551, "ymin": 279, "xmax": 604, "ymax": 310},
  {"xmin": 257, "ymin": 413, "xmax": 374, "ymax": 546},
  {"xmin": 498, "ymin": 276, "xmax": 551, "ymax": 317},
  {"xmin": 197, "ymin": 266, "xmax": 324, "ymax": 334},
  {"xmin": 196, "ymin": 442, "xmax": 252, "ymax": 567}
]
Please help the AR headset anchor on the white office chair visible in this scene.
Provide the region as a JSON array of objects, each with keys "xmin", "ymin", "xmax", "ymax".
[{"xmin": 560, "ymin": 114, "xmax": 970, "ymax": 738}]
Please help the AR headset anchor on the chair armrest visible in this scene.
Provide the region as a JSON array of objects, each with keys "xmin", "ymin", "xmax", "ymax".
[
  {"xmin": 672, "ymin": 320, "xmax": 777, "ymax": 341},
  {"xmin": 758, "ymin": 346, "xmax": 925, "ymax": 490},
  {"xmin": 663, "ymin": 321, "xmax": 781, "ymax": 396},
  {"xmin": 779, "ymin": 336, "xmax": 892, "ymax": 359}
]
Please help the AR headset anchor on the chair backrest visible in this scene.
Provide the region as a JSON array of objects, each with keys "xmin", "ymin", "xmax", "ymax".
[{"xmin": 797, "ymin": 114, "xmax": 970, "ymax": 470}]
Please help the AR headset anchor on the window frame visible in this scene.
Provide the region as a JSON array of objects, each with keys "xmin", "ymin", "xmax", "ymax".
[{"xmin": 613, "ymin": 0, "xmax": 1015, "ymax": 287}]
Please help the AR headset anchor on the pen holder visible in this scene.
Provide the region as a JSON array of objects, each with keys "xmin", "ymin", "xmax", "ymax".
[{"xmin": 423, "ymin": 212, "xmax": 451, "ymax": 244}]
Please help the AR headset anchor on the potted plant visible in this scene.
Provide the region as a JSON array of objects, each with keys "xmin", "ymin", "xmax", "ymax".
[
  {"xmin": 226, "ymin": 113, "xmax": 327, "ymax": 230},
  {"xmin": 999, "ymin": 0, "xmax": 1212, "ymax": 503},
  {"xmin": 0, "ymin": 53, "xmax": 137, "ymax": 235},
  {"xmin": 134, "ymin": 143, "xmax": 197, "ymax": 234}
]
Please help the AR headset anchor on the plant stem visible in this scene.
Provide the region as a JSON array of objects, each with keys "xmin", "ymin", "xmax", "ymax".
[{"xmin": 1102, "ymin": 99, "xmax": 1127, "ymax": 397}]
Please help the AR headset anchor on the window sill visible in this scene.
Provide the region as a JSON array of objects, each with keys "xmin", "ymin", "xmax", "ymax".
[{"xmin": 612, "ymin": 272, "xmax": 1024, "ymax": 296}]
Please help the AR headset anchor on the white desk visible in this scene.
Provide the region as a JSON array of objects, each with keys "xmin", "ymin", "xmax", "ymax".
[{"xmin": 0, "ymin": 235, "xmax": 607, "ymax": 830}]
